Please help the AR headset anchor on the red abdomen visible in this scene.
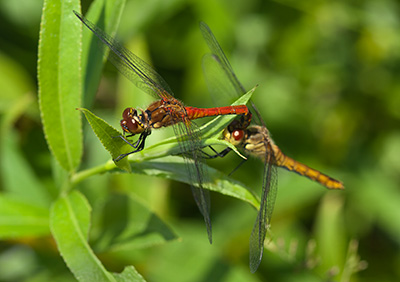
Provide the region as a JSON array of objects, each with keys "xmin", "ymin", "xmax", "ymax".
[{"xmin": 185, "ymin": 105, "xmax": 249, "ymax": 119}]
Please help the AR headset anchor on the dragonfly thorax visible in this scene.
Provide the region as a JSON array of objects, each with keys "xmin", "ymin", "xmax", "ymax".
[{"xmin": 120, "ymin": 107, "xmax": 145, "ymax": 135}]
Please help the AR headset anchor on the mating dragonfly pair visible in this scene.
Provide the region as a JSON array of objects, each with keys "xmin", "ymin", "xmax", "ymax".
[{"xmin": 74, "ymin": 11, "xmax": 344, "ymax": 273}]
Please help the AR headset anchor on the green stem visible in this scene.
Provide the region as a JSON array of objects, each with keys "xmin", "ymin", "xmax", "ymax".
[{"xmin": 71, "ymin": 160, "xmax": 117, "ymax": 186}]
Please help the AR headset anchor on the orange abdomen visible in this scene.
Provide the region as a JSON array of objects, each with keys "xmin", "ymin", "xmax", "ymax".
[{"xmin": 273, "ymin": 145, "xmax": 344, "ymax": 190}]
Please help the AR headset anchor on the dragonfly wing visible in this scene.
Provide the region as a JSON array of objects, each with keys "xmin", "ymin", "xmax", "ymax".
[
  {"xmin": 249, "ymin": 145, "xmax": 278, "ymax": 273},
  {"xmin": 200, "ymin": 21, "xmax": 264, "ymax": 126},
  {"xmin": 200, "ymin": 22, "xmax": 245, "ymax": 96},
  {"xmin": 202, "ymin": 53, "xmax": 240, "ymax": 105},
  {"xmin": 75, "ymin": 11, "xmax": 173, "ymax": 99},
  {"xmin": 172, "ymin": 119, "xmax": 212, "ymax": 243}
]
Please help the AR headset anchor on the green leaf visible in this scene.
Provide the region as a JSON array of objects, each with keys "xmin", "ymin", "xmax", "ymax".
[
  {"xmin": 80, "ymin": 0, "xmax": 127, "ymax": 107},
  {"xmin": 78, "ymin": 108, "xmax": 131, "ymax": 172},
  {"xmin": 94, "ymin": 193, "xmax": 177, "ymax": 253},
  {"xmin": 128, "ymin": 156, "xmax": 259, "ymax": 209},
  {"xmin": 0, "ymin": 195, "xmax": 49, "ymax": 239},
  {"xmin": 50, "ymin": 191, "xmax": 116, "ymax": 282},
  {"xmin": 38, "ymin": 0, "xmax": 82, "ymax": 172}
]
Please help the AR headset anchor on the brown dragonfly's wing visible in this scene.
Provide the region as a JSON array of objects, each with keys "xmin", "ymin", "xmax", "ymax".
[
  {"xmin": 249, "ymin": 141, "xmax": 278, "ymax": 273},
  {"xmin": 74, "ymin": 11, "xmax": 173, "ymax": 99},
  {"xmin": 199, "ymin": 22, "xmax": 264, "ymax": 126},
  {"xmin": 172, "ymin": 117, "xmax": 212, "ymax": 243},
  {"xmin": 200, "ymin": 22, "xmax": 245, "ymax": 96},
  {"xmin": 201, "ymin": 53, "xmax": 239, "ymax": 105},
  {"xmin": 201, "ymin": 22, "xmax": 276, "ymax": 269}
]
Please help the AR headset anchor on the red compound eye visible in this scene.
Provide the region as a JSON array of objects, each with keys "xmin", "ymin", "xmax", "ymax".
[
  {"xmin": 120, "ymin": 108, "xmax": 143, "ymax": 134},
  {"xmin": 120, "ymin": 118, "xmax": 139, "ymax": 133},
  {"xmin": 232, "ymin": 129, "xmax": 244, "ymax": 141}
]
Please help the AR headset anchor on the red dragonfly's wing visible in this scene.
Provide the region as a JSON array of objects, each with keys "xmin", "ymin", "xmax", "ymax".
[
  {"xmin": 173, "ymin": 116, "xmax": 212, "ymax": 243},
  {"xmin": 74, "ymin": 11, "xmax": 173, "ymax": 99},
  {"xmin": 172, "ymin": 118, "xmax": 212, "ymax": 243}
]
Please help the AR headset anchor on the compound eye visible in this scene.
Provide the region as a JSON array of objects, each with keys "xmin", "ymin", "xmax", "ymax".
[
  {"xmin": 120, "ymin": 118, "xmax": 138, "ymax": 133},
  {"xmin": 122, "ymin": 107, "xmax": 137, "ymax": 119},
  {"xmin": 232, "ymin": 129, "xmax": 244, "ymax": 142}
]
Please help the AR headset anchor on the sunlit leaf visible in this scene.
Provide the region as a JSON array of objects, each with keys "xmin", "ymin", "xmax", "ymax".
[
  {"xmin": 128, "ymin": 156, "xmax": 259, "ymax": 208},
  {"xmin": 50, "ymin": 191, "xmax": 116, "ymax": 281},
  {"xmin": 37, "ymin": 0, "xmax": 82, "ymax": 172},
  {"xmin": 78, "ymin": 108, "xmax": 131, "ymax": 172}
]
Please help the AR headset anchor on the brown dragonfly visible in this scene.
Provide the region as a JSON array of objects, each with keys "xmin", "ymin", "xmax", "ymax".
[{"xmin": 200, "ymin": 22, "xmax": 344, "ymax": 272}]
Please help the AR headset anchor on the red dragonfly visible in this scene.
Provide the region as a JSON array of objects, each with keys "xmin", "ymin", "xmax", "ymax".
[
  {"xmin": 200, "ymin": 22, "xmax": 344, "ymax": 272},
  {"xmin": 74, "ymin": 11, "xmax": 251, "ymax": 243}
]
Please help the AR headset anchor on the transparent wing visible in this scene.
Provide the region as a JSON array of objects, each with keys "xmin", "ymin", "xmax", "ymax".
[
  {"xmin": 200, "ymin": 22, "xmax": 245, "ymax": 96},
  {"xmin": 201, "ymin": 53, "xmax": 239, "ymax": 105},
  {"xmin": 249, "ymin": 142, "xmax": 278, "ymax": 273},
  {"xmin": 172, "ymin": 119, "xmax": 212, "ymax": 243},
  {"xmin": 74, "ymin": 11, "xmax": 173, "ymax": 99},
  {"xmin": 200, "ymin": 21, "xmax": 264, "ymax": 126}
]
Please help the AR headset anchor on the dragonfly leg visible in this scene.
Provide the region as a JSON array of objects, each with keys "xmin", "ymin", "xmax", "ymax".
[
  {"xmin": 114, "ymin": 130, "xmax": 151, "ymax": 148},
  {"xmin": 113, "ymin": 135, "xmax": 139, "ymax": 148},
  {"xmin": 113, "ymin": 130, "xmax": 151, "ymax": 162},
  {"xmin": 228, "ymin": 158, "xmax": 247, "ymax": 176},
  {"xmin": 202, "ymin": 146, "xmax": 232, "ymax": 159},
  {"xmin": 202, "ymin": 145, "xmax": 248, "ymax": 176}
]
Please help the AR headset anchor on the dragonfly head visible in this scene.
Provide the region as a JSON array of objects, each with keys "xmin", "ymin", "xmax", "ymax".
[{"xmin": 120, "ymin": 107, "xmax": 145, "ymax": 135}]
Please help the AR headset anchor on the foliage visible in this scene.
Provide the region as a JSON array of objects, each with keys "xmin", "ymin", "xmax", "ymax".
[{"xmin": 1, "ymin": 0, "xmax": 400, "ymax": 281}]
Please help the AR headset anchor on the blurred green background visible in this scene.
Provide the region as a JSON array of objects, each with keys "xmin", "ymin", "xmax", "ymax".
[{"xmin": 1, "ymin": 0, "xmax": 400, "ymax": 281}]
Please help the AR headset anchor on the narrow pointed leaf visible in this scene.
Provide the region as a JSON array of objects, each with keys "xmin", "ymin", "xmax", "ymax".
[
  {"xmin": 128, "ymin": 156, "xmax": 259, "ymax": 209},
  {"xmin": 78, "ymin": 108, "xmax": 131, "ymax": 172},
  {"xmin": 38, "ymin": 0, "xmax": 82, "ymax": 172},
  {"xmin": 50, "ymin": 191, "xmax": 116, "ymax": 281}
]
